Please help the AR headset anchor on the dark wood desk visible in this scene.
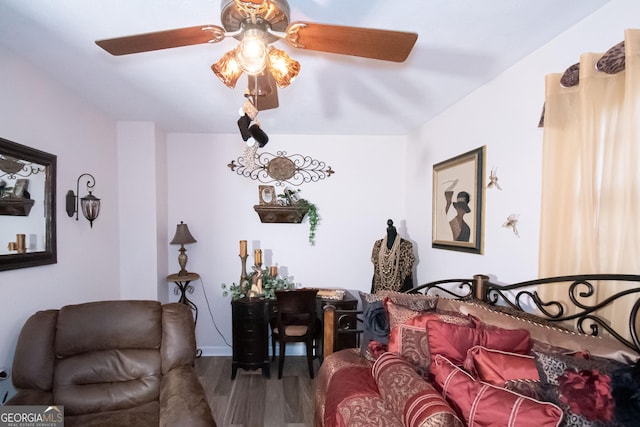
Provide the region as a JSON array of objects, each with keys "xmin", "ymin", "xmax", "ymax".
[
  {"xmin": 230, "ymin": 290, "xmax": 358, "ymax": 379},
  {"xmin": 315, "ymin": 290, "xmax": 358, "ymax": 359}
]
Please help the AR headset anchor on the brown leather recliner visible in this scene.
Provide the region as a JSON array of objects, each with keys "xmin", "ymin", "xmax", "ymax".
[{"xmin": 7, "ymin": 300, "xmax": 216, "ymax": 427}]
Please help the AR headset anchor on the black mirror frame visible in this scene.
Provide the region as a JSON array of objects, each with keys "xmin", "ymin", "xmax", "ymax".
[{"xmin": 0, "ymin": 137, "xmax": 57, "ymax": 271}]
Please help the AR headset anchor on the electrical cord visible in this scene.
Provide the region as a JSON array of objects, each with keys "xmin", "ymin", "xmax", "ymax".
[{"xmin": 198, "ymin": 277, "xmax": 232, "ymax": 348}]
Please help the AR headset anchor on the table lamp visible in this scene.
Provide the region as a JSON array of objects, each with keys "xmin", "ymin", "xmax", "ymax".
[{"xmin": 170, "ymin": 221, "xmax": 197, "ymax": 276}]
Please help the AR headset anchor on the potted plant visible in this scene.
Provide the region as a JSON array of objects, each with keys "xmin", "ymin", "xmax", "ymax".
[
  {"xmin": 221, "ymin": 266, "xmax": 295, "ymax": 300},
  {"xmin": 278, "ymin": 188, "xmax": 320, "ymax": 245}
]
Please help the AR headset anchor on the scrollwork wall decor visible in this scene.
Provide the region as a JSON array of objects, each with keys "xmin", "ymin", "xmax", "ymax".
[
  {"xmin": 227, "ymin": 151, "xmax": 334, "ymax": 186},
  {"xmin": 0, "ymin": 155, "xmax": 45, "ymax": 179}
]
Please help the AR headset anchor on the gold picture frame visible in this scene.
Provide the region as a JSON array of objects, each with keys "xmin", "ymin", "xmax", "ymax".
[
  {"xmin": 432, "ymin": 146, "xmax": 485, "ymax": 254},
  {"xmin": 258, "ymin": 185, "xmax": 276, "ymax": 205}
]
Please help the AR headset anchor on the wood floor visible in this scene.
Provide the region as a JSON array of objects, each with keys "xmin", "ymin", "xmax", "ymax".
[{"xmin": 195, "ymin": 356, "xmax": 316, "ymax": 427}]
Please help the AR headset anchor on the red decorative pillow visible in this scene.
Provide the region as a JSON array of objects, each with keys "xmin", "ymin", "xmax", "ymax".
[
  {"xmin": 387, "ymin": 308, "xmax": 473, "ymax": 377},
  {"xmin": 464, "ymin": 345, "xmax": 539, "ymax": 386},
  {"xmin": 373, "ymin": 352, "xmax": 464, "ymax": 427},
  {"xmin": 426, "ymin": 319, "xmax": 531, "ymax": 365},
  {"xmin": 432, "ymin": 354, "xmax": 563, "ymax": 427},
  {"xmin": 438, "ymin": 298, "xmax": 638, "ymax": 364}
]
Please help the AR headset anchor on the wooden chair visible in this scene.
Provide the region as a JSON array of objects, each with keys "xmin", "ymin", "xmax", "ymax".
[{"xmin": 271, "ymin": 289, "xmax": 319, "ymax": 379}]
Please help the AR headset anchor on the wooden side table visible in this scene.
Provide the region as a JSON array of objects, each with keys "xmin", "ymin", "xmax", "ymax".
[
  {"xmin": 231, "ymin": 297, "xmax": 270, "ymax": 379},
  {"xmin": 167, "ymin": 272, "xmax": 200, "ymax": 324}
]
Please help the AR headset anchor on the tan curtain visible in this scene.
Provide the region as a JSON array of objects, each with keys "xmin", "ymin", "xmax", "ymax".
[{"xmin": 539, "ymin": 29, "xmax": 640, "ymax": 336}]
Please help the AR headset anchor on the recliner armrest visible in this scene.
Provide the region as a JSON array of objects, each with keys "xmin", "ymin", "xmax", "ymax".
[{"xmin": 159, "ymin": 366, "xmax": 216, "ymax": 427}]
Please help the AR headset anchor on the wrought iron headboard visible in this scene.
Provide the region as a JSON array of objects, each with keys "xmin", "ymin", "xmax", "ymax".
[{"xmin": 409, "ymin": 274, "xmax": 640, "ymax": 353}]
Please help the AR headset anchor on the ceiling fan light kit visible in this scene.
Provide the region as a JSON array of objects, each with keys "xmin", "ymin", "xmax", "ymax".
[
  {"xmin": 236, "ymin": 28, "xmax": 269, "ymax": 74},
  {"xmin": 267, "ymin": 47, "xmax": 300, "ymax": 88},
  {"xmin": 95, "ymin": 0, "xmax": 418, "ymax": 112},
  {"xmin": 211, "ymin": 47, "xmax": 243, "ymax": 88}
]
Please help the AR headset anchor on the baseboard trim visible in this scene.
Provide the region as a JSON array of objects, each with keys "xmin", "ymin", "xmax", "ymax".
[{"xmin": 197, "ymin": 343, "xmax": 306, "ymax": 357}]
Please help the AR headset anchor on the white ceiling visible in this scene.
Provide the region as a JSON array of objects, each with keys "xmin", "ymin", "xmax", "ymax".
[{"xmin": 0, "ymin": 0, "xmax": 608, "ymax": 136}]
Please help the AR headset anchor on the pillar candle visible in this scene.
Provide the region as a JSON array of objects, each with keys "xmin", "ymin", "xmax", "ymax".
[
  {"xmin": 270, "ymin": 266, "xmax": 278, "ymax": 277},
  {"xmin": 254, "ymin": 249, "xmax": 262, "ymax": 265},
  {"xmin": 239, "ymin": 240, "xmax": 247, "ymax": 257}
]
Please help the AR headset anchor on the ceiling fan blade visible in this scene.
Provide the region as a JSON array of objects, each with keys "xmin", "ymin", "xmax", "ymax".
[
  {"xmin": 285, "ymin": 21, "xmax": 418, "ymax": 63},
  {"xmin": 247, "ymin": 72, "xmax": 279, "ymax": 111},
  {"xmin": 96, "ymin": 25, "xmax": 226, "ymax": 56}
]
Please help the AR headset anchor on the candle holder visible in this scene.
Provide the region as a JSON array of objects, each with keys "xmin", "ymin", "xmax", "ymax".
[{"xmin": 239, "ymin": 254, "xmax": 248, "ymax": 286}]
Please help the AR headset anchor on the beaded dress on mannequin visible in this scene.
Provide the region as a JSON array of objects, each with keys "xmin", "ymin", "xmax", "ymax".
[{"xmin": 371, "ymin": 219, "xmax": 415, "ymax": 293}]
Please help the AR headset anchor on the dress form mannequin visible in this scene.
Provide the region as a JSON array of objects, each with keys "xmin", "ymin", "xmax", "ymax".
[
  {"xmin": 386, "ymin": 219, "xmax": 397, "ymax": 249},
  {"xmin": 371, "ymin": 219, "xmax": 415, "ymax": 293}
]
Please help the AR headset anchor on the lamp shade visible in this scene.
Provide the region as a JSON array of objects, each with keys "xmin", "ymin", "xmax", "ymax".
[
  {"xmin": 212, "ymin": 48, "xmax": 243, "ymax": 89},
  {"xmin": 170, "ymin": 221, "xmax": 197, "ymax": 245},
  {"xmin": 267, "ymin": 47, "xmax": 301, "ymax": 88},
  {"xmin": 237, "ymin": 28, "xmax": 267, "ymax": 74}
]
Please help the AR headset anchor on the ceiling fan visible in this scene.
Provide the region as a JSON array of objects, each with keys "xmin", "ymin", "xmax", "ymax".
[{"xmin": 95, "ymin": 0, "xmax": 418, "ymax": 112}]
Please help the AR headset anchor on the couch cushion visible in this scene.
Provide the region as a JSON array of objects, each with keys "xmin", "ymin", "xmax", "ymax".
[
  {"xmin": 53, "ymin": 301, "xmax": 165, "ymax": 416},
  {"xmin": 12, "ymin": 309, "xmax": 57, "ymax": 391},
  {"xmin": 55, "ymin": 300, "xmax": 162, "ymax": 357},
  {"xmin": 54, "ymin": 349, "xmax": 161, "ymax": 415},
  {"xmin": 64, "ymin": 401, "xmax": 159, "ymax": 427}
]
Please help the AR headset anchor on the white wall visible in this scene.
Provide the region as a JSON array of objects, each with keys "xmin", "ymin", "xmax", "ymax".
[
  {"xmin": 166, "ymin": 133, "xmax": 407, "ymax": 354},
  {"xmin": 406, "ymin": 0, "xmax": 640, "ymax": 284},
  {"xmin": 0, "ymin": 45, "xmax": 121, "ymax": 365},
  {"xmin": 117, "ymin": 121, "xmax": 169, "ymax": 301}
]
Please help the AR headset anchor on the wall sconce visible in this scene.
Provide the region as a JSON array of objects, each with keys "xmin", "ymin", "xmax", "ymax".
[
  {"xmin": 66, "ymin": 173, "xmax": 101, "ymax": 228},
  {"xmin": 170, "ymin": 221, "xmax": 197, "ymax": 276}
]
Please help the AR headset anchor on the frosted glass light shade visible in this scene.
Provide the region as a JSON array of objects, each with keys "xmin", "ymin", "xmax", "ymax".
[
  {"xmin": 212, "ymin": 48, "xmax": 243, "ymax": 88},
  {"xmin": 80, "ymin": 192, "xmax": 100, "ymax": 228},
  {"xmin": 237, "ymin": 29, "xmax": 267, "ymax": 74},
  {"xmin": 267, "ymin": 47, "xmax": 300, "ymax": 88}
]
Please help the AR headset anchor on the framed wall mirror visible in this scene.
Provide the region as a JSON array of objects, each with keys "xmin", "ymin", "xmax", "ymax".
[{"xmin": 0, "ymin": 137, "xmax": 57, "ymax": 271}]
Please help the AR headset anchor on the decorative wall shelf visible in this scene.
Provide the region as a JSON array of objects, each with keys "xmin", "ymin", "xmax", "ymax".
[
  {"xmin": 253, "ymin": 204, "xmax": 307, "ymax": 223},
  {"xmin": 0, "ymin": 198, "xmax": 35, "ymax": 216}
]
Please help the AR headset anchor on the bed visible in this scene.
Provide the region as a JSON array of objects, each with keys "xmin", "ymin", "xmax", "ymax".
[{"xmin": 316, "ymin": 274, "xmax": 640, "ymax": 427}]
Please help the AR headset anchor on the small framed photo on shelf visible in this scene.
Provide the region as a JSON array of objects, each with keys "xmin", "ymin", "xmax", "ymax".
[
  {"xmin": 258, "ymin": 185, "xmax": 276, "ymax": 205},
  {"xmin": 432, "ymin": 146, "xmax": 485, "ymax": 254}
]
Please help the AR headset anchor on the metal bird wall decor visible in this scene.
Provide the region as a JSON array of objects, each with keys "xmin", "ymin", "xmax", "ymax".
[{"xmin": 502, "ymin": 214, "xmax": 520, "ymax": 237}]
